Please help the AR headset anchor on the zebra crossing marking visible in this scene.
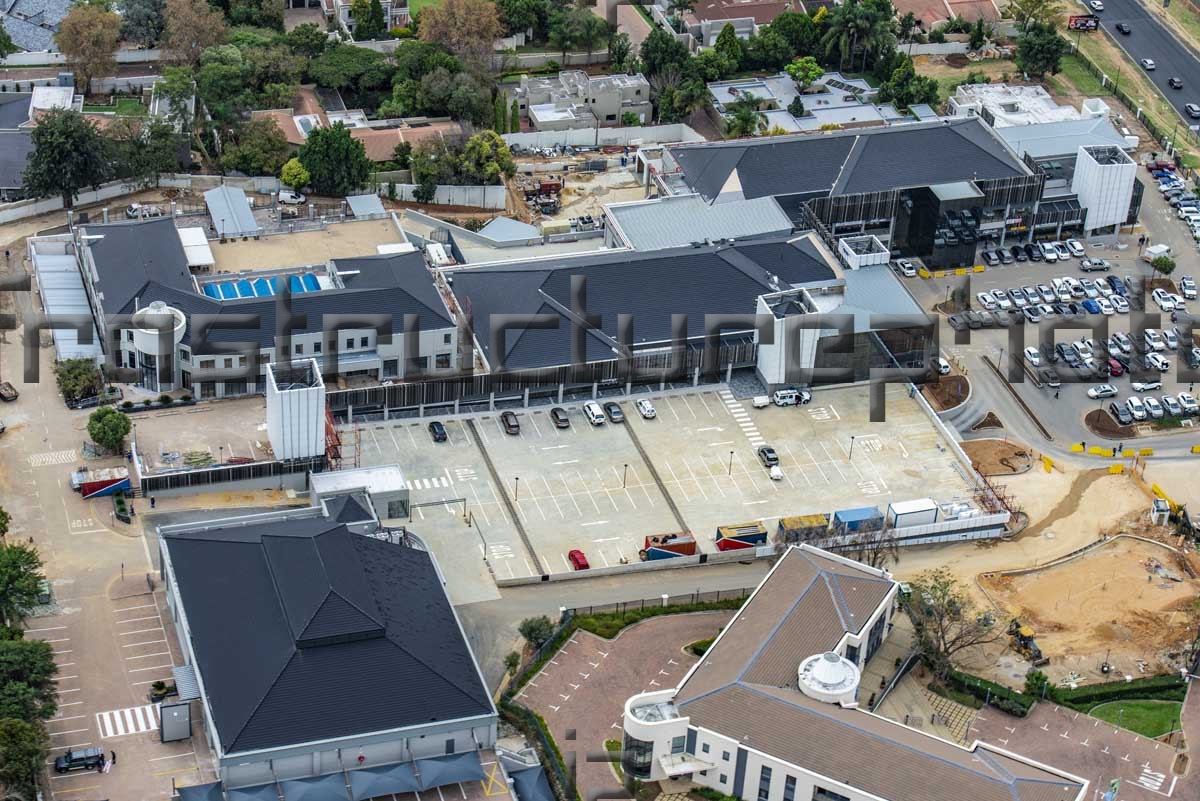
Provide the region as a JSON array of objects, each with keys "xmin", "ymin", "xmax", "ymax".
[
  {"xmin": 96, "ymin": 704, "xmax": 159, "ymax": 739},
  {"xmin": 405, "ymin": 476, "xmax": 451, "ymax": 490},
  {"xmin": 29, "ymin": 449, "xmax": 78, "ymax": 467},
  {"xmin": 718, "ymin": 390, "xmax": 765, "ymax": 448}
]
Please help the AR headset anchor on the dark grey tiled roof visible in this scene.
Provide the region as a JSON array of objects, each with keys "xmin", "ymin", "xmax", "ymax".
[
  {"xmin": 668, "ymin": 119, "xmax": 1028, "ymax": 202},
  {"xmin": 0, "ymin": 130, "xmax": 33, "ymax": 190},
  {"xmin": 0, "ymin": 93, "xmax": 32, "ymax": 130},
  {"xmin": 450, "ymin": 236, "xmax": 838, "ymax": 370},
  {"xmin": 83, "ymin": 218, "xmax": 197, "ymax": 316},
  {"xmin": 163, "ymin": 519, "xmax": 494, "ymax": 755},
  {"xmin": 325, "ymin": 492, "xmax": 374, "ymax": 523}
]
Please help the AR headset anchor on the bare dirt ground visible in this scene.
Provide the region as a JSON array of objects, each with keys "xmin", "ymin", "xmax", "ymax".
[
  {"xmin": 976, "ymin": 536, "xmax": 1200, "ymax": 686},
  {"xmin": 961, "ymin": 438, "xmax": 1031, "ymax": 476},
  {"xmin": 921, "ymin": 374, "xmax": 969, "ymax": 411}
]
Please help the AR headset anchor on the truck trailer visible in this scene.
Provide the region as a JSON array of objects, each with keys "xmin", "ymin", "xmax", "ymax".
[{"xmin": 70, "ymin": 466, "xmax": 131, "ymax": 499}]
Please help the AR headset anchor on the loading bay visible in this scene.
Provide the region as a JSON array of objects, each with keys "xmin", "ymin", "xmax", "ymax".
[{"xmin": 347, "ymin": 384, "xmax": 975, "ymax": 601}]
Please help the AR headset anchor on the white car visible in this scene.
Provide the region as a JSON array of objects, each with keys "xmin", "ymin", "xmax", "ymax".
[
  {"xmin": 1145, "ymin": 329, "xmax": 1165, "ymax": 351},
  {"xmin": 1152, "ymin": 288, "xmax": 1176, "ymax": 311},
  {"xmin": 278, "ymin": 189, "xmax": 307, "ymax": 204},
  {"xmin": 1170, "ymin": 293, "xmax": 1187, "ymax": 310},
  {"xmin": 636, "ymin": 398, "xmax": 656, "ymax": 419},
  {"xmin": 991, "ymin": 289, "xmax": 1013, "ymax": 310},
  {"xmin": 895, "ymin": 259, "xmax": 917, "ymax": 277},
  {"xmin": 1141, "ymin": 58, "xmax": 1157, "ymax": 70},
  {"xmin": 1163, "ymin": 329, "xmax": 1179, "ymax": 349},
  {"xmin": 1090, "ymin": 0, "xmax": 1104, "ymax": 9},
  {"xmin": 1065, "ymin": 238, "xmax": 1086, "ymax": 257},
  {"xmin": 1126, "ymin": 396, "xmax": 1148, "ymax": 420},
  {"xmin": 936, "ymin": 357, "xmax": 952, "ymax": 375},
  {"xmin": 1024, "ymin": 346, "xmax": 1041, "ymax": 367},
  {"xmin": 1132, "ymin": 380, "xmax": 1163, "ymax": 392},
  {"xmin": 1087, "ymin": 384, "xmax": 1118, "ymax": 399},
  {"xmin": 976, "ymin": 292, "xmax": 998, "ymax": 311},
  {"xmin": 126, "ymin": 203, "xmax": 164, "ymax": 219},
  {"xmin": 1147, "ymin": 352, "xmax": 1171, "ymax": 371},
  {"xmin": 1178, "ymin": 392, "xmax": 1199, "ymax": 414},
  {"xmin": 1074, "ymin": 338, "xmax": 1096, "ymax": 360},
  {"xmin": 1112, "ymin": 331, "xmax": 1132, "ymax": 353},
  {"xmin": 1111, "ymin": 295, "xmax": 1130, "ymax": 313},
  {"xmin": 1144, "ymin": 396, "xmax": 1165, "ymax": 419},
  {"xmin": 1181, "ymin": 276, "xmax": 1197, "ymax": 299},
  {"xmin": 1096, "ymin": 297, "xmax": 1115, "ymax": 315},
  {"xmin": 1037, "ymin": 284, "xmax": 1056, "ymax": 303},
  {"xmin": 1039, "ymin": 241, "xmax": 1059, "ymax": 262}
]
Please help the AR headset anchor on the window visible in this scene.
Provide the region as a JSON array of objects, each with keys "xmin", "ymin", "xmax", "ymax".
[
  {"xmin": 223, "ymin": 357, "xmax": 233, "ymax": 369},
  {"xmin": 812, "ymin": 789, "xmax": 850, "ymax": 801},
  {"xmin": 346, "ymin": 338, "xmax": 354, "ymax": 349},
  {"xmin": 443, "ymin": 333, "xmax": 452, "ymax": 344},
  {"xmin": 224, "ymin": 379, "xmax": 247, "ymax": 396},
  {"xmin": 719, "ymin": 775, "xmax": 728, "ymax": 785},
  {"xmin": 701, "ymin": 743, "xmax": 710, "ymax": 754},
  {"xmin": 722, "ymin": 751, "xmax": 730, "ymax": 762},
  {"xmin": 199, "ymin": 359, "xmax": 215, "ymax": 370},
  {"xmin": 386, "ymin": 500, "xmax": 407, "ymax": 518},
  {"xmin": 314, "ymin": 342, "xmax": 322, "ymax": 354},
  {"xmin": 784, "ymin": 777, "xmax": 796, "ymax": 801},
  {"xmin": 435, "ymin": 353, "xmax": 451, "ymax": 368},
  {"xmin": 622, "ymin": 733, "xmax": 654, "ymax": 780},
  {"xmin": 126, "ymin": 330, "xmax": 134, "ymax": 342},
  {"xmin": 445, "ymin": 738, "xmax": 455, "ymax": 755},
  {"xmin": 605, "ymin": 114, "xmax": 616, "ymax": 122},
  {"xmin": 178, "ymin": 349, "xmax": 190, "ymax": 364},
  {"xmin": 757, "ymin": 766, "xmax": 772, "ymax": 801},
  {"xmin": 416, "ymin": 356, "xmax": 428, "ymax": 368},
  {"xmin": 670, "ymin": 736, "xmax": 685, "ymax": 755},
  {"xmin": 294, "ymin": 344, "xmax": 304, "ymax": 355},
  {"xmin": 199, "ymin": 382, "xmax": 216, "ymax": 399},
  {"xmin": 845, "ymin": 644, "xmax": 859, "ymax": 664},
  {"xmin": 360, "ymin": 336, "xmax": 369, "ymax": 348}
]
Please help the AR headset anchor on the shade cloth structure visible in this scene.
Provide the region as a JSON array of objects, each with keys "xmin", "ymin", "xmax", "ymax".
[
  {"xmin": 349, "ymin": 762, "xmax": 421, "ymax": 801},
  {"xmin": 173, "ymin": 663, "xmax": 201, "ymax": 701},
  {"xmin": 416, "ymin": 752, "xmax": 486, "ymax": 790},
  {"xmin": 226, "ymin": 783, "xmax": 279, "ymax": 801},
  {"xmin": 178, "ymin": 782, "xmax": 226, "ymax": 801},
  {"xmin": 280, "ymin": 773, "xmax": 350, "ymax": 801},
  {"xmin": 509, "ymin": 766, "xmax": 554, "ymax": 801}
]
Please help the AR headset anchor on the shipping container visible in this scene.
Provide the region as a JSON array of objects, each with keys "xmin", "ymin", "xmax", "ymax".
[
  {"xmin": 70, "ymin": 466, "xmax": 131, "ymax": 499},
  {"xmin": 886, "ymin": 498, "xmax": 939, "ymax": 528},
  {"xmin": 777, "ymin": 514, "xmax": 830, "ymax": 544},
  {"xmin": 715, "ymin": 521, "xmax": 769, "ymax": 551},
  {"xmin": 640, "ymin": 532, "xmax": 697, "ymax": 560},
  {"xmin": 831, "ymin": 506, "xmax": 884, "ymax": 534}
]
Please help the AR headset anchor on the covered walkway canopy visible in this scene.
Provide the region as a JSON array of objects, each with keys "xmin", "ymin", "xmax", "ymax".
[
  {"xmin": 416, "ymin": 752, "xmax": 486, "ymax": 790},
  {"xmin": 280, "ymin": 773, "xmax": 349, "ymax": 801},
  {"xmin": 204, "ymin": 185, "xmax": 259, "ymax": 238},
  {"xmin": 349, "ymin": 762, "xmax": 420, "ymax": 801},
  {"xmin": 178, "ymin": 782, "xmax": 226, "ymax": 801}
]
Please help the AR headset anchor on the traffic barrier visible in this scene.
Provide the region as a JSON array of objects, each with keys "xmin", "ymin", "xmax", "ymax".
[
  {"xmin": 933, "ymin": 270, "xmax": 947, "ymax": 278},
  {"xmin": 1109, "ymin": 464, "xmax": 1125, "ymax": 474},
  {"xmin": 1122, "ymin": 449, "xmax": 1136, "ymax": 457},
  {"xmin": 955, "ymin": 267, "xmax": 969, "ymax": 276},
  {"xmin": 1150, "ymin": 482, "xmax": 1179, "ymax": 512},
  {"xmin": 1088, "ymin": 446, "xmax": 1115, "ymax": 457},
  {"xmin": 1138, "ymin": 448, "xmax": 1154, "ymax": 457},
  {"xmin": 918, "ymin": 268, "xmax": 932, "ymax": 279},
  {"xmin": 1069, "ymin": 443, "xmax": 1085, "ymax": 453},
  {"xmin": 1192, "ymin": 445, "xmax": 1200, "ymax": 454},
  {"xmin": 1042, "ymin": 455, "xmax": 1054, "ymax": 473},
  {"xmin": 973, "ymin": 265, "xmax": 986, "ymax": 273}
]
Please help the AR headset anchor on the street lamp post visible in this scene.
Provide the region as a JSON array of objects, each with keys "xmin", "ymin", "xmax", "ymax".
[
  {"xmin": 728, "ymin": 450, "xmax": 735, "ymax": 476},
  {"xmin": 622, "ymin": 463, "xmax": 629, "ymax": 488},
  {"xmin": 514, "ymin": 476, "xmax": 520, "ymax": 501},
  {"xmin": 848, "ymin": 436, "xmax": 856, "ymax": 461}
]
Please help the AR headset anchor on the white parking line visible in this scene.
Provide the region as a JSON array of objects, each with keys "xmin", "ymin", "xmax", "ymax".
[
  {"xmin": 126, "ymin": 652, "xmax": 171, "ymax": 660},
  {"xmin": 115, "ymin": 616, "xmax": 159, "ymax": 625},
  {"xmin": 119, "ymin": 627, "xmax": 164, "ymax": 636},
  {"xmin": 558, "ymin": 475, "xmax": 583, "ymax": 515},
  {"xmin": 114, "ymin": 603, "xmax": 157, "ymax": 613},
  {"xmin": 129, "ymin": 664, "xmax": 172, "ymax": 673},
  {"xmin": 25, "ymin": 626, "xmax": 67, "ymax": 633},
  {"xmin": 540, "ymin": 476, "xmax": 564, "ymax": 518},
  {"xmin": 49, "ymin": 728, "xmax": 89, "ymax": 736},
  {"xmin": 122, "ymin": 639, "xmax": 167, "ymax": 648}
]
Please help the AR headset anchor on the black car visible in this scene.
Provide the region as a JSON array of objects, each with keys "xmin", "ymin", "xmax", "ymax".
[
  {"xmin": 1116, "ymin": 22, "xmax": 1131, "ymax": 34},
  {"xmin": 1010, "ymin": 245, "xmax": 1028, "ymax": 262},
  {"xmin": 501, "ymin": 410, "xmax": 520, "ymax": 435},
  {"xmin": 1169, "ymin": 77, "xmax": 1184, "ymax": 89},
  {"xmin": 1024, "ymin": 242, "xmax": 1044, "ymax": 261},
  {"xmin": 603, "ymin": 401, "xmax": 624, "ymax": 423},
  {"xmin": 1106, "ymin": 275, "xmax": 1127, "ymax": 296},
  {"xmin": 1038, "ymin": 367, "xmax": 1061, "ymax": 388},
  {"xmin": 550, "ymin": 407, "xmax": 571, "ymax": 428},
  {"xmin": 428, "ymin": 421, "xmax": 448, "ymax": 442},
  {"xmin": 1109, "ymin": 402, "xmax": 1134, "ymax": 425},
  {"xmin": 55, "ymin": 748, "xmax": 104, "ymax": 773}
]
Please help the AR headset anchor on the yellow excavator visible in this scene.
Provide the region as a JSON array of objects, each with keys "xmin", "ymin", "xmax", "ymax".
[{"xmin": 1008, "ymin": 619, "xmax": 1050, "ymax": 667}]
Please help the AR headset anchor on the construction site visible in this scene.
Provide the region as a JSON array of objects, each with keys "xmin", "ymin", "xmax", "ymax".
[{"xmin": 978, "ymin": 534, "xmax": 1200, "ymax": 687}]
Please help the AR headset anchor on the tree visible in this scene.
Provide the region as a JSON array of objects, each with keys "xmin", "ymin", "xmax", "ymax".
[
  {"xmin": 787, "ymin": 95, "xmax": 805, "ymax": 117},
  {"xmin": 229, "ymin": 0, "xmax": 283, "ymax": 29},
  {"xmin": 1015, "ymin": 22, "xmax": 1065, "ymax": 79},
  {"xmin": 155, "ymin": 66, "xmax": 195, "ymax": 131},
  {"xmin": 897, "ymin": 11, "xmax": 918, "ymax": 44},
  {"xmin": 0, "ymin": 719, "xmax": 49, "ymax": 800},
  {"xmin": 878, "ymin": 54, "xmax": 938, "ymax": 108},
  {"xmin": 106, "ymin": 118, "xmax": 180, "ymax": 188},
  {"xmin": 640, "ymin": 28, "xmax": 689, "ymax": 77},
  {"xmin": 838, "ymin": 521, "xmax": 899, "ymax": 570},
  {"xmin": 496, "ymin": 0, "xmax": 540, "ymax": 36},
  {"xmin": 0, "ymin": 25, "xmax": 17, "ymax": 59},
  {"xmin": 667, "ymin": 0, "xmax": 694, "ymax": 31},
  {"xmin": 53, "ymin": 358, "xmax": 103, "ymax": 404},
  {"xmin": 299, "ymin": 123, "xmax": 370, "ymax": 196},
  {"xmin": 0, "ymin": 543, "xmax": 44, "ymax": 630},
  {"xmin": 1006, "ymin": 0, "xmax": 1064, "ymax": 32},
  {"xmin": 546, "ymin": 11, "xmax": 579, "ymax": 61},
  {"xmin": 1024, "ymin": 669, "xmax": 1053, "ymax": 699},
  {"xmin": 518, "ymin": 615, "xmax": 555, "ymax": 646},
  {"xmin": 120, "ymin": 0, "xmax": 165, "ymax": 47},
  {"xmin": 769, "ymin": 11, "xmax": 819, "ymax": 57},
  {"xmin": 281, "ymin": 158, "xmax": 310, "ymax": 190},
  {"xmin": 309, "ymin": 44, "xmax": 394, "ymax": 93},
  {"xmin": 392, "ymin": 141, "xmax": 412, "ymax": 168},
  {"xmin": 1151, "ymin": 255, "xmax": 1177, "ymax": 278},
  {"xmin": 418, "ymin": 0, "xmax": 503, "ymax": 61},
  {"xmin": 87, "ymin": 407, "xmax": 131, "ymax": 455},
  {"xmin": 785, "ymin": 55, "xmax": 823, "ymax": 89},
  {"xmin": 351, "ymin": 0, "xmax": 387, "ymax": 39},
  {"xmin": 744, "ymin": 30, "xmax": 793, "ymax": 71},
  {"xmin": 969, "ymin": 17, "xmax": 988, "ymax": 50},
  {"xmin": 714, "ymin": 23, "xmax": 743, "ymax": 71},
  {"xmin": 22, "ymin": 110, "xmax": 110, "ymax": 208},
  {"xmin": 510, "ymin": 98, "xmax": 521, "ymax": 132},
  {"xmin": 494, "ymin": 93, "xmax": 507, "ymax": 132},
  {"xmin": 504, "ymin": 650, "xmax": 521, "ymax": 674},
  {"xmin": 459, "ymin": 130, "xmax": 516, "ymax": 184},
  {"xmin": 285, "ymin": 22, "xmax": 329, "ymax": 58},
  {"xmin": 621, "ymin": 111, "xmax": 641, "ymax": 126},
  {"xmin": 724, "ymin": 93, "xmax": 764, "ymax": 138},
  {"xmin": 907, "ymin": 567, "xmax": 1001, "ymax": 678},
  {"xmin": 0, "ymin": 507, "xmax": 8, "ymax": 539},
  {"xmin": 162, "ymin": 0, "xmax": 228, "ymax": 66},
  {"xmin": 609, "ymin": 31, "xmax": 632, "ymax": 72},
  {"xmin": 55, "ymin": 5, "xmax": 121, "ymax": 94},
  {"xmin": 0, "ymin": 637, "xmax": 57, "ymax": 721},
  {"xmin": 221, "ymin": 117, "xmax": 290, "ymax": 175},
  {"xmin": 573, "ymin": 9, "xmax": 608, "ymax": 62}
]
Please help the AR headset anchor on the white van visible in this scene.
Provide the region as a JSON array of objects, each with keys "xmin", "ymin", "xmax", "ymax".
[
  {"xmin": 583, "ymin": 401, "xmax": 606, "ymax": 425},
  {"xmin": 772, "ymin": 387, "xmax": 812, "ymax": 406}
]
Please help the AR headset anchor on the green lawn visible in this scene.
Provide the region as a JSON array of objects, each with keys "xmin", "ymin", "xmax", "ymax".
[
  {"xmin": 82, "ymin": 97, "xmax": 147, "ymax": 116},
  {"xmin": 407, "ymin": 0, "xmax": 441, "ymax": 16},
  {"xmin": 1055, "ymin": 54, "xmax": 1107, "ymax": 97},
  {"xmin": 1089, "ymin": 700, "xmax": 1183, "ymax": 738}
]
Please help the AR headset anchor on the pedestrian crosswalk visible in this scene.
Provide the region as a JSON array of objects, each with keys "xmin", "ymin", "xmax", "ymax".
[
  {"xmin": 28, "ymin": 449, "xmax": 78, "ymax": 467},
  {"xmin": 96, "ymin": 704, "xmax": 159, "ymax": 739},
  {"xmin": 406, "ymin": 476, "xmax": 450, "ymax": 490},
  {"xmin": 718, "ymin": 389, "xmax": 765, "ymax": 447}
]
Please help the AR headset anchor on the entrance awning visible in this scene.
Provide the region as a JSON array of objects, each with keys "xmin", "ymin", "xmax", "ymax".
[
  {"xmin": 510, "ymin": 766, "xmax": 554, "ymax": 801},
  {"xmin": 178, "ymin": 782, "xmax": 226, "ymax": 801},
  {"xmin": 349, "ymin": 762, "xmax": 420, "ymax": 801},
  {"xmin": 416, "ymin": 752, "xmax": 486, "ymax": 790},
  {"xmin": 280, "ymin": 773, "xmax": 349, "ymax": 801},
  {"xmin": 173, "ymin": 664, "xmax": 201, "ymax": 701},
  {"xmin": 658, "ymin": 753, "xmax": 714, "ymax": 776},
  {"xmin": 227, "ymin": 783, "xmax": 280, "ymax": 801}
]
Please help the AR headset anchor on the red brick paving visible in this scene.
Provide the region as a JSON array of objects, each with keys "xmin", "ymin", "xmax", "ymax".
[{"xmin": 518, "ymin": 612, "xmax": 732, "ymax": 800}]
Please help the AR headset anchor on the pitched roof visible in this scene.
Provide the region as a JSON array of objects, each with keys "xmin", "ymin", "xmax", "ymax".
[
  {"xmin": 0, "ymin": 130, "xmax": 33, "ymax": 190},
  {"xmin": 995, "ymin": 116, "xmax": 1131, "ymax": 159},
  {"xmin": 81, "ymin": 218, "xmax": 197, "ymax": 315},
  {"xmin": 351, "ymin": 121, "xmax": 463, "ymax": 162},
  {"xmin": 606, "ymin": 195, "xmax": 794, "ymax": 251},
  {"xmin": 163, "ymin": 518, "xmax": 495, "ymax": 754},
  {"xmin": 688, "ymin": 0, "xmax": 788, "ymax": 24},
  {"xmin": 668, "ymin": 119, "xmax": 1028, "ymax": 202},
  {"xmin": 449, "ymin": 235, "xmax": 839, "ymax": 370},
  {"xmin": 0, "ymin": 93, "xmax": 32, "ymax": 130}
]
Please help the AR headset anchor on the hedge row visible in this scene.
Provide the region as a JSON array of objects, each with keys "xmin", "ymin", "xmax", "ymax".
[
  {"xmin": 572, "ymin": 598, "xmax": 744, "ymax": 640},
  {"xmin": 944, "ymin": 669, "xmax": 1035, "ymax": 717},
  {"xmin": 1056, "ymin": 674, "xmax": 1187, "ymax": 710}
]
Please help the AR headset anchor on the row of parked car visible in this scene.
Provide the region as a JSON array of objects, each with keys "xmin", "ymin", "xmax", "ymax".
[
  {"xmin": 1113, "ymin": 389, "xmax": 1200, "ymax": 425},
  {"xmin": 426, "ymin": 399, "xmax": 659, "ymax": 441},
  {"xmin": 979, "ymin": 238, "xmax": 1087, "ymax": 267}
]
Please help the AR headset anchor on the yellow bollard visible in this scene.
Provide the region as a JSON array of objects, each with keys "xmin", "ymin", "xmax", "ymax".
[
  {"xmin": 1070, "ymin": 443, "xmax": 1085, "ymax": 453},
  {"xmin": 1042, "ymin": 455, "xmax": 1053, "ymax": 473},
  {"xmin": 973, "ymin": 265, "xmax": 986, "ymax": 273},
  {"xmin": 1138, "ymin": 448, "xmax": 1154, "ymax": 457},
  {"xmin": 1109, "ymin": 464, "xmax": 1125, "ymax": 474}
]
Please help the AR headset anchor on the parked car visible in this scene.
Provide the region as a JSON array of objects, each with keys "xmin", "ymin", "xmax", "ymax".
[
  {"xmin": 278, "ymin": 189, "xmax": 307, "ymax": 204},
  {"xmin": 1065, "ymin": 238, "xmax": 1086, "ymax": 257},
  {"xmin": 1113, "ymin": 331, "xmax": 1132, "ymax": 353},
  {"xmin": 1025, "ymin": 242, "xmax": 1044, "ymax": 261},
  {"xmin": 964, "ymin": 311, "xmax": 983, "ymax": 329},
  {"xmin": 428, "ymin": 421, "xmax": 448, "ymax": 442},
  {"xmin": 1036, "ymin": 283, "xmax": 1056, "ymax": 302},
  {"xmin": 1144, "ymin": 396, "xmax": 1165, "ymax": 418},
  {"xmin": 1037, "ymin": 367, "xmax": 1061, "ymax": 388},
  {"xmin": 1148, "ymin": 352, "xmax": 1171, "ymax": 371},
  {"xmin": 1163, "ymin": 328, "xmax": 1179, "ymax": 349},
  {"xmin": 981, "ymin": 249, "xmax": 1001, "ymax": 267},
  {"xmin": 500, "ymin": 410, "xmax": 520, "ymax": 434},
  {"xmin": 1161, "ymin": 395, "xmax": 1183, "ymax": 416},
  {"xmin": 55, "ymin": 748, "xmax": 104, "ymax": 773},
  {"xmin": 1038, "ymin": 241, "xmax": 1059, "ymax": 261},
  {"xmin": 1141, "ymin": 58, "xmax": 1157, "ymax": 70},
  {"xmin": 895, "ymin": 259, "xmax": 917, "ymax": 277},
  {"xmin": 567, "ymin": 549, "xmax": 590, "ymax": 570},
  {"xmin": 603, "ymin": 401, "xmax": 624, "ymax": 423},
  {"xmin": 583, "ymin": 401, "xmax": 606, "ymax": 425},
  {"xmin": 1180, "ymin": 275, "xmax": 1197, "ymax": 299},
  {"xmin": 125, "ymin": 203, "xmax": 164, "ymax": 219},
  {"xmin": 757, "ymin": 445, "xmax": 780, "ymax": 468},
  {"xmin": 550, "ymin": 407, "xmax": 571, "ymax": 428},
  {"xmin": 1111, "ymin": 295, "xmax": 1130, "ymax": 313},
  {"xmin": 1145, "ymin": 329, "xmax": 1166, "ymax": 350},
  {"xmin": 1022, "ymin": 285, "xmax": 1040, "ymax": 304},
  {"xmin": 1096, "ymin": 297, "xmax": 1115, "ymax": 315},
  {"xmin": 936, "ymin": 357, "xmax": 952, "ymax": 375},
  {"xmin": 636, "ymin": 398, "xmax": 656, "ymax": 419},
  {"xmin": 976, "ymin": 291, "xmax": 998, "ymax": 311},
  {"xmin": 1126, "ymin": 396, "xmax": 1148, "ymax": 420},
  {"xmin": 1087, "ymin": 384, "xmax": 1118, "ymax": 399},
  {"xmin": 1080, "ymin": 258, "xmax": 1110, "ymax": 272},
  {"xmin": 1081, "ymin": 299, "xmax": 1102, "ymax": 314},
  {"xmin": 1107, "ymin": 357, "xmax": 1125, "ymax": 376},
  {"xmin": 1023, "ymin": 305, "xmax": 1042, "ymax": 324},
  {"xmin": 0, "ymin": 381, "xmax": 17, "ymax": 402},
  {"xmin": 1010, "ymin": 245, "xmax": 1028, "ymax": 262},
  {"xmin": 1132, "ymin": 380, "xmax": 1164, "ymax": 392},
  {"xmin": 1178, "ymin": 391, "xmax": 1199, "ymax": 414},
  {"xmin": 1023, "ymin": 346, "xmax": 1041, "ymax": 367},
  {"xmin": 1110, "ymin": 402, "xmax": 1134, "ymax": 425},
  {"xmin": 1053, "ymin": 241, "xmax": 1072, "ymax": 260},
  {"xmin": 1006, "ymin": 288, "xmax": 1026, "ymax": 308},
  {"xmin": 1090, "ymin": 0, "xmax": 1103, "ymax": 8}
]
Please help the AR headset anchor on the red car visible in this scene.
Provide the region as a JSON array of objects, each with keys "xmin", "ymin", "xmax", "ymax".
[
  {"xmin": 567, "ymin": 549, "xmax": 590, "ymax": 570},
  {"xmin": 1107, "ymin": 357, "xmax": 1125, "ymax": 377}
]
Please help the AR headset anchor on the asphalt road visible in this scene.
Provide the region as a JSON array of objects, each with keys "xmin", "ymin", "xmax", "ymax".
[{"xmin": 1098, "ymin": 0, "xmax": 1200, "ymax": 124}]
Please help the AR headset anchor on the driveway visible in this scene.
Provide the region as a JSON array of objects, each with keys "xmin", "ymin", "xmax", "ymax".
[{"xmin": 517, "ymin": 612, "xmax": 732, "ymax": 799}]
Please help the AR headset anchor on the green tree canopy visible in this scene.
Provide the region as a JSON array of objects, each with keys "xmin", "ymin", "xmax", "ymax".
[
  {"xmin": 0, "ymin": 24, "xmax": 17, "ymax": 58},
  {"xmin": 768, "ymin": 11, "xmax": 819, "ymax": 56},
  {"xmin": 640, "ymin": 28, "xmax": 690, "ymax": 76},
  {"xmin": 285, "ymin": 22, "xmax": 330, "ymax": 58},
  {"xmin": 22, "ymin": 110, "xmax": 111, "ymax": 208},
  {"xmin": 281, "ymin": 157, "xmax": 310, "ymax": 190},
  {"xmin": 0, "ymin": 718, "xmax": 50, "ymax": 800},
  {"xmin": 53, "ymin": 358, "xmax": 103, "ymax": 404},
  {"xmin": 518, "ymin": 615, "xmax": 555, "ymax": 646},
  {"xmin": 785, "ymin": 55, "xmax": 823, "ymax": 88},
  {"xmin": 220, "ymin": 117, "xmax": 290, "ymax": 176},
  {"xmin": 1016, "ymin": 21, "xmax": 1065, "ymax": 79},
  {"xmin": 0, "ymin": 544, "xmax": 45, "ymax": 631},
  {"xmin": 121, "ymin": 0, "xmax": 165, "ymax": 47},
  {"xmin": 608, "ymin": 30, "xmax": 632, "ymax": 72},
  {"xmin": 459, "ymin": 130, "xmax": 516, "ymax": 184},
  {"xmin": 1151, "ymin": 255, "xmax": 1177, "ymax": 277},
  {"xmin": 299, "ymin": 123, "xmax": 370, "ymax": 196},
  {"xmin": 86, "ymin": 406, "xmax": 131, "ymax": 455},
  {"xmin": 309, "ymin": 43, "xmax": 395, "ymax": 93},
  {"xmin": 106, "ymin": 118, "xmax": 181, "ymax": 189},
  {"xmin": 714, "ymin": 23, "xmax": 743, "ymax": 70}
]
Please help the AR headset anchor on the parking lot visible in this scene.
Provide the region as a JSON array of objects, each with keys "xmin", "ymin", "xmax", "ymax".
[{"xmin": 351, "ymin": 383, "xmax": 976, "ymax": 588}]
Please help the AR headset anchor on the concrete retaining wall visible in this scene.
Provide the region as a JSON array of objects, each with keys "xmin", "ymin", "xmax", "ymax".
[{"xmin": 502, "ymin": 123, "xmax": 703, "ymax": 150}]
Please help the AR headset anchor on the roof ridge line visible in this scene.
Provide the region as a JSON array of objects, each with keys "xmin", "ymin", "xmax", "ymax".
[
  {"xmin": 822, "ymin": 573, "xmax": 852, "ymax": 632},
  {"xmin": 732, "ymin": 571, "xmax": 823, "ymax": 686},
  {"xmin": 227, "ymin": 646, "xmax": 299, "ymax": 752}
]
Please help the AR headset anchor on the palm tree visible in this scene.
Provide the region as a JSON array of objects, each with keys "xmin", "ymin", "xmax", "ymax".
[
  {"xmin": 575, "ymin": 13, "xmax": 609, "ymax": 62},
  {"xmin": 821, "ymin": 1, "xmax": 867, "ymax": 71},
  {"xmin": 547, "ymin": 16, "xmax": 578, "ymax": 63},
  {"xmin": 857, "ymin": 9, "xmax": 895, "ymax": 71},
  {"xmin": 724, "ymin": 93, "xmax": 765, "ymax": 138}
]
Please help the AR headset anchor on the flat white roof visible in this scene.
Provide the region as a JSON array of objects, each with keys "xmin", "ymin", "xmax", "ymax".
[
  {"xmin": 177, "ymin": 227, "xmax": 215, "ymax": 268},
  {"xmin": 888, "ymin": 498, "xmax": 938, "ymax": 514},
  {"xmin": 310, "ymin": 464, "xmax": 408, "ymax": 496}
]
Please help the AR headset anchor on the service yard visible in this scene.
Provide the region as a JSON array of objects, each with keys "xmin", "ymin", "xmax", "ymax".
[{"xmin": 350, "ymin": 383, "xmax": 977, "ymax": 592}]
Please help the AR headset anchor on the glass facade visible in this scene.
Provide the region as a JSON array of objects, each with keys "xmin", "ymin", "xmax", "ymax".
[
  {"xmin": 757, "ymin": 766, "xmax": 772, "ymax": 801},
  {"xmin": 813, "ymin": 788, "xmax": 850, "ymax": 801},
  {"xmin": 622, "ymin": 732, "xmax": 654, "ymax": 779}
]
